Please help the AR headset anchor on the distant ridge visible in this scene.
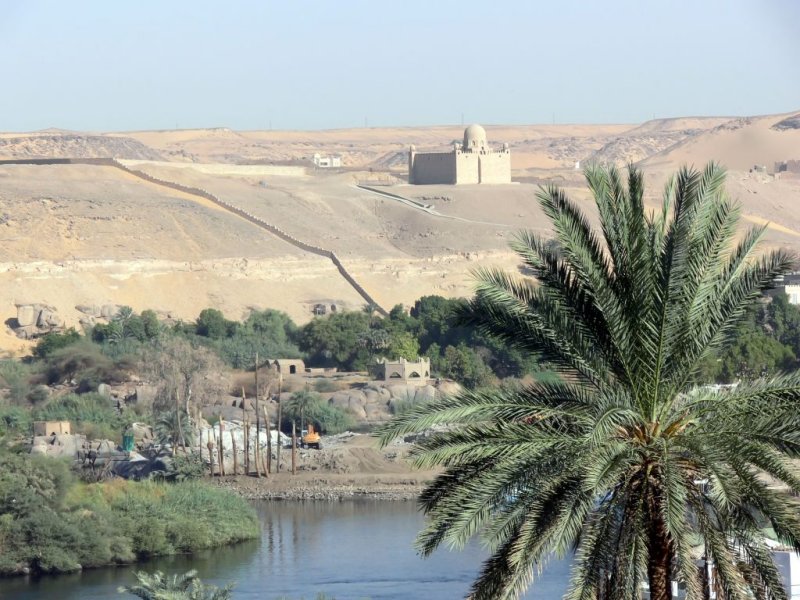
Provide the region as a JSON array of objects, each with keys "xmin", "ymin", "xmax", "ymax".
[{"xmin": 0, "ymin": 134, "xmax": 163, "ymax": 161}]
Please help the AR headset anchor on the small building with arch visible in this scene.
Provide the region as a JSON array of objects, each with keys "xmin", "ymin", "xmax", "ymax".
[
  {"xmin": 376, "ymin": 357, "xmax": 431, "ymax": 385},
  {"xmin": 271, "ymin": 358, "xmax": 306, "ymax": 376}
]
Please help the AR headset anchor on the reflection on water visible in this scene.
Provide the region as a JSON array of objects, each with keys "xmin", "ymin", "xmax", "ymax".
[{"xmin": 0, "ymin": 500, "xmax": 571, "ymax": 599}]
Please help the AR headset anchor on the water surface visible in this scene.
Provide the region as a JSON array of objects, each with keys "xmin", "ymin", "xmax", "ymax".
[{"xmin": 1, "ymin": 500, "xmax": 571, "ymax": 599}]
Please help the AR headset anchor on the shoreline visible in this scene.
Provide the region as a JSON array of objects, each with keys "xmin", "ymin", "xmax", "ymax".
[{"xmin": 210, "ymin": 473, "xmax": 429, "ymax": 501}]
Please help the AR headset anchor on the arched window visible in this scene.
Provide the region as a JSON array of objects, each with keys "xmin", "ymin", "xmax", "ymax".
[{"xmin": 409, "ymin": 371, "xmax": 421, "ymax": 378}]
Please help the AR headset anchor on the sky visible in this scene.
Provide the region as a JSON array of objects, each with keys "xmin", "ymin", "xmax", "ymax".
[{"xmin": 0, "ymin": 0, "xmax": 798, "ymax": 131}]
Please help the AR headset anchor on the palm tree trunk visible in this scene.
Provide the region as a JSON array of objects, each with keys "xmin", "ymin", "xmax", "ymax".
[{"xmin": 647, "ymin": 510, "xmax": 672, "ymax": 600}]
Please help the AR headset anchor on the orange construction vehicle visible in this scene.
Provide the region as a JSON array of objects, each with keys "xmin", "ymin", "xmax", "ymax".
[{"xmin": 300, "ymin": 424, "xmax": 322, "ymax": 449}]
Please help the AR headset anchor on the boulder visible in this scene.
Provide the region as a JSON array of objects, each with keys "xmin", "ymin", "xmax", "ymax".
[
  {"xmin": 415, "ymin": 385, "xmax": 437, "ymax": 403},
  {"xmin": 131, "ymin": 422, "xmax": 153, "ymax": 442},
  {"xmin": 329, "ymin": 390, "xmax": 367, "ymax": 412},
  {"xmin": 36, "ymin": 308, "xmax": 53, "ymax": 328},
  {"xmin": 94, "ymin": 439, "xmax": 117, "ymax": 455},
  {"xmin": 131, "ymin": 384, "xmax": 158, "ymax": 408},
  {"xmin": 100, "ymin": 304, "xmax": 119, "ymax": 319},
  {"xmin": 16, "ymin": 304, "xmax": 36, "ymax": 327},
  {"xmin": 364, "ymin": 403, "xmax": 389, "ymax": 421},
  {"xmin": 436, "ymin": 380, "xmax": 462, "ymax": 397},
  {"xmin": 31, "ymin": 433, "xmax": 87, "ymax": 459},
  {"xmin": 45, "ymin": 311, "xmax": 63, "ymax": 327},
  {"xmin": 97, "ymin": 383, "xmax": 111, "ymax": 397},
  {"xmin": 75, "ymin": 304, "xmax": 101, "ymax": 317},
  {"xmin": 386, "ymin": 384, "xmax": 417, "ymax": 402},
  {"xmin": 30, "ymin": 443, "xmax": 49, "ymax": 456},
  {"xmin": 363, "ymin": 388, "xmax": 381, "ymax": 404},
  {"xmin": 344, "ymin": 402, "xmax": 367, "ymax": 421},
  {"xmin": 15, "ymin": 325, "xmax": 39, "ymax": 339}
]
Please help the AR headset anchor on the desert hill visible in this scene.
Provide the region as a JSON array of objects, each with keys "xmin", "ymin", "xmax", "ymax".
[
  {"xmin": 0, "ymin": 111, "xmax": 798, "ymax": 354},
  {"xmin": 642, "ymin": 112, "xmax": 800, "ymax": 171},
  {"xmin": 0, "ymin": 133, "xmax": 163, "ymax": 161}
]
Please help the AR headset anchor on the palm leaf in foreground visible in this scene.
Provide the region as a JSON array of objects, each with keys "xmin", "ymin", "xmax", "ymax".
[{"xmin": 376, "ymin": 163, "xmax": 800, "ymax": 600}]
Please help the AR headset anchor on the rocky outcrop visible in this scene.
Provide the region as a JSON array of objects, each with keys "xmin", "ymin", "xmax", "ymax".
[
  {"xmin": 12, "ymin": 302, "xmax": 64, "ymax": 339},
  {"xmin": 327, "ymin": 380, "xmax": 458, "ymax": 423}
]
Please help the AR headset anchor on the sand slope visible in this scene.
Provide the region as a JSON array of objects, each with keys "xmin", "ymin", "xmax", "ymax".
[{"xmin": 0, "ymin": 112, "xmax": 798, "ymax": 354}]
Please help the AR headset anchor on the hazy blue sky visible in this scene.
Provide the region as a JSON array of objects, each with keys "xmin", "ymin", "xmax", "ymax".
[{"xmin": 1, "ymin": 0, "xmax": 798, "ymax": 131}]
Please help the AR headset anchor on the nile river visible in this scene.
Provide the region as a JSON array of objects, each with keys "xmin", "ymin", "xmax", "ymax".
[{"xmin": 1, "ymin": 500, "xmax": 571, "ymax": 599}]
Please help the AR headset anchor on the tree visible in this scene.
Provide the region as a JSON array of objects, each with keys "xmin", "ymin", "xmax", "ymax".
[
  {"xmin": 196, "ymin": 308, "xmax": 235, "ymax": 340},
  {"xmin": 154, "ymin": 409, "xmax": 195, "ymax": 450},
  {"xmin": 141, "ymin": 337, "xmax": 230, "ymax": 447},
  {"xmin": 286, "ymin": 390, "xmax": 320, "ymax": 432},
  {"xmin": 433, "ymin": 343, "xmax": 493, "ymax": 388},
  {"xmin": 119, "ymin": 569, "xmax": 234, "ymax": 599},
  {"xmin": 378, "ymin": 164, "xmax": 800, "ymax": 600},
  {"xmin": 299, "ymin": 311, "xmax": 373, "ymax": 370}
]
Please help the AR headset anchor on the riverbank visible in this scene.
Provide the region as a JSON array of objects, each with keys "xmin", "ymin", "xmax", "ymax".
[
  {"xmin": 211, "ymin": 472, "xmax": 430, "ymax": 501},
  {"xmin": 207, "ymin": 432, "xmax": 435, "ymax": 500}
]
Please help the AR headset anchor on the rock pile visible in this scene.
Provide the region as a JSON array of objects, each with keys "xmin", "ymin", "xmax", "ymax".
[
  {"xmin": 326, "ymin": 380, "xmax": 459, "ymax": 422},
  {"xmin": 75, "ymin": 303, "xmax": 121, "ymax": 327},
  {"xmin": 12, "ymin": 302, "xmax": 64, "ymax": 339}
]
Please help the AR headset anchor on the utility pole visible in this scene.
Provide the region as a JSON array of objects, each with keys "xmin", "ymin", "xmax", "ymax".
[
  {"xmin": 291, "ymin": 422, "xmax": 297, "ymax": 475},
  {"xmin": 254, "ymin": 353, "xmax": 261, "ymax": 478},
  {"xmin": 276, "ymin": 374, "xmax": 283, "ymax": 472},
  {"xmin": 265, "ymin": 401, "xmax": 272, "ymax": 475},
  {"xmin": 241, "ymin": 388, "xmax": 249, "ymax": 474}
]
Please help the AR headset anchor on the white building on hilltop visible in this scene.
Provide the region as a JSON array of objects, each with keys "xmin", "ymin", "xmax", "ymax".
[
  {"xmin": 408, "ymin": 124, "xmax": 511, "ymax": 185},
  {"xmin": 313, "ymin": 153, "xmax": 342, "ymax": 168}
]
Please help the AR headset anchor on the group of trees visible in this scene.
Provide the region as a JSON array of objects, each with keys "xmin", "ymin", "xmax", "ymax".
[
  {"xmin": 697, "ymin": 293, "xmax": 800, "ymax": 382},
  {"xmin": 26, "ymin": 297, "xmax": 550, "ymax": 392},
  {"xmin": 296, "ymin": 297, "xmax": 545, "ymax": 387}
]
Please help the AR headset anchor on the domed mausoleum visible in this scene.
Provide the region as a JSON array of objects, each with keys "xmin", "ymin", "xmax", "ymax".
[{"xmin": 408, "ymin": 124, "xmax": 511, "ymax": 185}]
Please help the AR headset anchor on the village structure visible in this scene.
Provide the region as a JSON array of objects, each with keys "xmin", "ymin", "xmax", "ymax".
[
  {"xmin": 774, "ymin": 160, "xmax": 800, "ymax": 177},
  {"xmin": 408, "ymin": 124, "xmax": 512, "ymax": 185},
  {"xmin": 312, "ymin": 153, "xmax": 342, "ymax": 168},
  {"xmin": 376, "ymin": 357, "xmax": 431, "ymax": 384}
]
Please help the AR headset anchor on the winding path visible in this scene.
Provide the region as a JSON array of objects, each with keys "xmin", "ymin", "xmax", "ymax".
[{"xmin": 356, "ymin": 184, "xmax": 516, "ymax": 228}]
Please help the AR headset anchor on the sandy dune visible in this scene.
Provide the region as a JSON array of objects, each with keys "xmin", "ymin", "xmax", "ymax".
[{"xmin": 0, "ymin": 111, "xmax": 797, "ymax": 354}]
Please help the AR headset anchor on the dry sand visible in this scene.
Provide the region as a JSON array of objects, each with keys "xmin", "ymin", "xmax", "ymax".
[{"xmin": 0, "ymin": 112, "xmax": 798, "ymax": 353}]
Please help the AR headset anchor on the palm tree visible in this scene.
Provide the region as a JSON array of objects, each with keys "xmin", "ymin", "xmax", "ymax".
[
  {"xmin": 154, "ymin": 408, "xmax": 194, "ymax": 451},
  {"xmin": 119, "ymin": 569, "xmax": 234, "ymax": 599},
  {"xmin": 288, "ymin": 390, "xmax": 320, "ymax": 432},
  {"xmin": 377, "ymin": 163, "xmax": 800, "ymax": 600}
]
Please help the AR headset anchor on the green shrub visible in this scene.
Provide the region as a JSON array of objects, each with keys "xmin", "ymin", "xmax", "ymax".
[
  {"xmin": 44, "ymin": 340, "xmax": 131, "ymax": 387},
  {"xmin": 26, "ymin": 384, "xmax": 50, "ymax": 405},
  {"xmin": 164, "ymin": 452, "xmax": 206, "ymax": 481},
  {"xmin": 0, "ymin": 360, "xmax": 33, "ymax": 404},
  {"xmin": 0, "ymin": 405, "xmax": 33, "ymax": 437},
  {"xmin": 33, "ymin": 329, "xmax": 82, "ymax": 358},
  {"xmin": 34, "ymin": 393, "xmax": 132, "ymax": 442},
  {"xmin": 0, "ymin": 452, "xmax": 259, "ymax": 576},
  {"xmin": 282, "ymin": 395, "xmax": 356, "ymax": 435}
]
